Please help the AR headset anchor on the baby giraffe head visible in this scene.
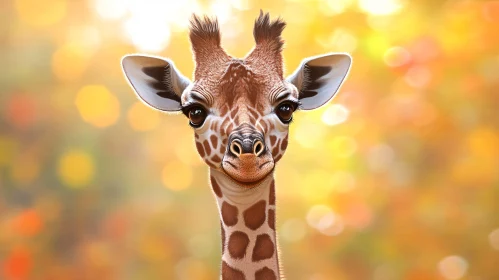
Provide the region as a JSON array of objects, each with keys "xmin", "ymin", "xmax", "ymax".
[{"xmin": 121, "ymin": 12, "xmax": 351, "ymax": 186}]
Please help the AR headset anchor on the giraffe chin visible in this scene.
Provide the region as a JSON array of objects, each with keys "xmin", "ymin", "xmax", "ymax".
[{"xmin": 221, "ymin": 154, "xmax": 275, "ymax": 187}]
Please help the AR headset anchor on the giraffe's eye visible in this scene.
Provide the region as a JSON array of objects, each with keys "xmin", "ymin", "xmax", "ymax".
[
  {"xmin": 275, "ymin": 102, "xmax": 295, "ymax": 123},
  {"xmin": 188, "ymin": 106, "xmax": 207, "ymax": 127}
]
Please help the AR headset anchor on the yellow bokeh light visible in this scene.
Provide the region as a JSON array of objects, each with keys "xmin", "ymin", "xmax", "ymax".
[
  {"xmin": 231, "ymin": 0, "xmax": 250, "ymax": 11},
  {"xmin": 467, "ymin": 127, "xmax": 499, "ymax": 158},
  {"xmin": 127, "ymin": 102, "xmax": 160, "ymax": 131},
  {"xmin": 317, "ymin": 28, "xmax": 358, "ymax": 53},
  {"xmin": 330, "ymin": 171, "xmax": 356, "ymax": 193},
  {"xmin": 451, "ymin": 127, "xmax": 499, "ymax": 184},
  {"xmin": 124, "ymin": 16, "xmax": 171, "ymax": 52},
  {"xmin": 0, "ymin": 136, "xmax": 18, "ymax": 167},
  {"xmin": 52, "ymin": 43, "xmax": 89, "ymax": 82},
  {"xmin": 176, "ymin": 258, "xmax": 213, "ymax": 280},
  {"xmin": 294, "ymin": 120, "xmax": 326, "ymax": 149},
  {"xmin": 15, "ymin": 0, "xmax": 66, "ymax": 27},
  {"xmin": 210, "ymin": 0, "xmax": 232, "ymax": 24},
  {"xmin": 306, "ymin": 204, "xmax": 344, "ymax": 236},
  {"xmin": 138, "ymin": 235, "xmax": 172, "ymax": 262},
  {"xmin": 300, "ymin": 169, "xmax": 334, "ymax": 202},
  {"xmin": 320, "ymin": 0, "xmax": 354, "ymax": 16},
  {"xmin": 366, "ymin": 33, "xmax": 391, "ymax": 57},
  {"xmin": 281, "ymin": 218, "xmax": 307, "ymax": 242},
  {"xmin": 321, "ymin": 104, "xmax": 349, "ymax": 126},
  {"xmin": 161, "ymin": 160, "xmax": 193, "ymax": 191},
  {"xmin": 57, "ymin": 150, "xmax": 95, "ymax": 188},
  {"xmin": 329, "ymin": 136, "xmax": 357, "ymax": 158},
  {"xmin": 174, "ymin": 134, "xmax": 203, "ymax": 167},
  {"xmin": 94, "ymin": 0, "xmax": 128, "ymax": 20},
  {"xmin": 75, "ymin": 85, "xmax": 120, "ymax": 128},
  {"xmin": 358, "ymin": 0, "xmax": 404, "ymax": 16},
  {"xmin": 383, "ymin": 46, "xmax": 411, "ymax": 67},
  {"xmin": 306, "ymin": 204, "xmax": 333, "ymax": 228},
  {"xmin": 66, "ymin": 26, "xmax": 102, "ymax": 54}
]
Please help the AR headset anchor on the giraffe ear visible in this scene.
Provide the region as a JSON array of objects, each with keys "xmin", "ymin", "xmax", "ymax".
[
  {"xmin": 287, "ymin": 53, "xmax": 352, "ymax": 110},
  {"xmin": 121, "ymin": 54, "xmax": 191, "ymax": 111}
]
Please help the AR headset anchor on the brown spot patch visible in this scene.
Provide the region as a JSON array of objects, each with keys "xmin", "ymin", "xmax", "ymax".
[
  {"xmin": 221, "ymin": 201, "xmax": 238, "ymax": 226},
  {"xmin": 211, "ymin": 176, "xmax": 223, "ymax": 198},
  {"xmin": 269, "ymin": 135, "xmax": 277, "ymax": 147},
  {"xmin": 247, "ymin": 106, "xmax": 259, "ymax": 120},
  {"xmin": 271, "ymin": 143, "xmax": 279, "ymax": 157},
  {"xmin": 230, "ymin": 109, "xmax": 238, "ymax": 119},
  {"xmin": 210, "ymin": 134, "xmax": 219, "ymax": 149},
  {"xmin": 269, "ymin": 181, "xmax": 275, "ymax": 205},
  {"xmin": 196, "ymin": 141, "xmax": 205, "ymax": 158},
  {"xmin": 243, "ymin": 200, "xmax": 266, "ymax": 230},
  {"xmin": 222, "ymin": 261, "xmax": 245, "ymax": 280},
  {"xmin": 274, "ymin": 153, "xmax": 282, "ymax": 163},
  {"xmin": 255, "ymin": 267, "xmax": 276, "ymax": 280},
  {"xmin": 281, "ymin": 135, "xmax": 288, "ymax": 150},
  {"xmin": 261, "ymin": 121, "xmax": 269, "ymax": 132},
  {"xmin": 211, "ymin": 154, "xmax": 222, "ymax": 164},
  {"xmin": 228, "ymin": 231, "xmax": 249, "ymax": 259},
  {"xmin": 221, "ymin": 223, "xmax": 226, "ymax": 254},
  {"xmin": 203, "ymin": 140, "xmax": 211, "ymax": 156},
  {"xmin": 252, "ymin": 234, "xmax": 275, "ymax": 261},
  {"xmin": 268, "ymin": 209, "xmax": 275, "ymax": 230},
  {"xmin": 221, "ymin": 117, "xmax": 231, "ymax": 131},
  {"xmin": 269, "ymin": 121, "xmax": 275, "ymax": 131}
]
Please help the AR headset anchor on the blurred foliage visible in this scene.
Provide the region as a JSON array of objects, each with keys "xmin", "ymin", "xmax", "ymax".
[{"xmin": 1, "ymin": 0, "xmax": 499, "ymax": 279}]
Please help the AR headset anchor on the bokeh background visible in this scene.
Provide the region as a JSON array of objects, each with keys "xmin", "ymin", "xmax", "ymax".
[{"xmin": 1, "ymin": 0, "xmax": 499, "ymax": 279}]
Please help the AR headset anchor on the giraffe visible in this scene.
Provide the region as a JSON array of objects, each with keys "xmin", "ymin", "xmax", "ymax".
[{"xmin": 121, "ymin": 12, "xmax": 351, "ymax": 280}]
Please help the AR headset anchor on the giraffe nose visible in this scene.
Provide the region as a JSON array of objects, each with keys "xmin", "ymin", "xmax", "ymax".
[
  {"xmin": 228, "ymin": 124, "xmax": 266, "ymax": 158},
  {"xmin": 229, "ymin": 138, "xmax": 265, "ymax": 157}
]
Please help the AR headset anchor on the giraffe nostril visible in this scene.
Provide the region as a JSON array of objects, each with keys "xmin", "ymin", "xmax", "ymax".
[
  {"xmin": 230, "ymin": 141, "xmax": 242, "ymax": 157},
  {"xmin": 253, "ymin": 140, "xmax": 265, "ymax": 157}
]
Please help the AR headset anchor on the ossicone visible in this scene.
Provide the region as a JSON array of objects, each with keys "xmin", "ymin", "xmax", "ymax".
[{"xmin": 253, "ymin": 10, "xmax": 287, "ymax": 52}]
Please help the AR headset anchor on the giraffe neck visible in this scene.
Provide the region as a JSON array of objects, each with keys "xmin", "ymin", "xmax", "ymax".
[{"xmin": 209, "ymin": 168, "xmax": 280, "ymax": 280}]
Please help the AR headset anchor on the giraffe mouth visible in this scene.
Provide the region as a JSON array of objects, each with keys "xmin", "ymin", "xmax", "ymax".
[{"xmin": 221, "ymin": 154, "xmax": 274, "ymax": 185}]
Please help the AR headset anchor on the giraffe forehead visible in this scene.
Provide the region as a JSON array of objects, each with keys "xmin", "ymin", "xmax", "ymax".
[
  {"xmin": 215, "ymin": 76, "xmax": 285, "ymax": 115},
  {"xmin": 221, "ymin": 59, "xmax": 251, "ymax": 79},
  {"xmin": 190, "ymin": 59, "xmax": 284, "ymax": 106}
]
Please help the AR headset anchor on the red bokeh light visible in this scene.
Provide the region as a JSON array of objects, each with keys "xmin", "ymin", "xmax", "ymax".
[
  {"xmin": 5, "ymin": 94, "xmax": 37, "ymax": 130},
  {"xmin": 2, "ymin": 247, "xmax": 32, "ymax": 280}
]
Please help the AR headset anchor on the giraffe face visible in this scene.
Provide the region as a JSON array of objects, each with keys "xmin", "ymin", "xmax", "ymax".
[
  {"xmin": 121, "ymin": 12, "xmax": 352, "ymax": 186},
  {"xmin": 181, "ymin": 59, "xmax": 299, "ymax": 184}
]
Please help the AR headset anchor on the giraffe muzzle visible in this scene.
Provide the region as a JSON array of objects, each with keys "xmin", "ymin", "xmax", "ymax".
[{"xmin": 222, "ymin": 128, "xmax": 274, "ymax": 185}]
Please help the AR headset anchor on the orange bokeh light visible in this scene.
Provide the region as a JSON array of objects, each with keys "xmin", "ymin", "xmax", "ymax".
[{"xmin": 14, "ymin": 209, "xmax": 43, "ymax": 236}]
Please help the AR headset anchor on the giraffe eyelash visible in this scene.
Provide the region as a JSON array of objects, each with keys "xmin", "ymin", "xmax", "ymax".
[
  {"xmin": 293, "ymin": 100, "xmax": 302, "ymax": 111},
  {"xmin": 295, "ymin": 100, "xmax": 303, "ymax": 111},
  {"xmin": 181, "ymin": 103, "xmax": 207, "ymax": 116},
  {"xmin": 281, "ymin": 100, "xmax": 301, "ymax": 111}
]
